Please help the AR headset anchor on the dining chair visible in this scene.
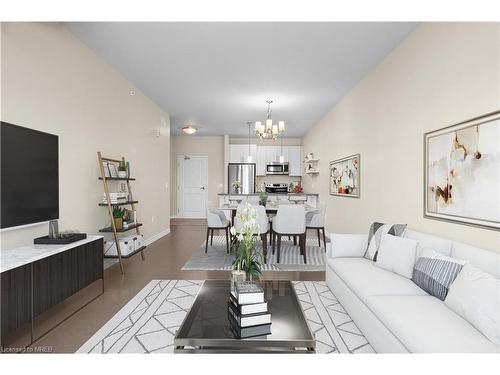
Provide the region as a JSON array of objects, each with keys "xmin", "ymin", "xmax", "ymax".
[
  {"xmin": 206, "ymin": 208, "xmax": 230, "ymax": 254},
  {"xmin": 272, "ymin": 205, "xmax": 307, "ymax": 263},
  {"xmin": 255, "ymin": 205, "xmax": 270, "ymax": 261},
  {"xmin": 234, "ymin": 204, "xmax": 269, "ymax": 261},
  {"xmin": 246, "ymin": 196, "xmax": 260, "ymax": 205},
  {"xmin": 306, "ymin": 206, "xmax": 327, "ymax": 251}
]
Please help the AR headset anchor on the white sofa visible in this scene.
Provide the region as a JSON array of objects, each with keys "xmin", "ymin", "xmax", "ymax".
[{"xmin": 326, "ymin": 229, "xmax": 500, "ymax": 353}]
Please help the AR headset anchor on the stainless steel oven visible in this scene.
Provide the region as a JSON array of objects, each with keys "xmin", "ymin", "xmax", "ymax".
[
  {"xmin": 266, "ymin": 162, "xmax": 289, "ymax": 175},
  {"xmin": 265, "ymin": 183, "xmax": 289, "ymax": 194}
]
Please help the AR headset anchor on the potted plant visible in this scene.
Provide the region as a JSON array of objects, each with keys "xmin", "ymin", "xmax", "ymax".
[
  {"xmin": 232, "ymin": 179, "xmax": 241, "ymax": 194},
  {"xmin": 259, "ymin": 191, "xmax": 268, "ymax": 206},
  {"xmin": 230, "ymin": 203, "xmax": 263, "ymax": 281},
  {"xmin": 113, "ymin": 206, "xmax": 125, "ymax": 230},
  {"xmin": 118, "ymin": 161, "xmax": 128, "ymax": 178}
]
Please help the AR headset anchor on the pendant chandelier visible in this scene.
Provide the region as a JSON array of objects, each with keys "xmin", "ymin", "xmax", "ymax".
[{"xmin": 254, "ymin": 100, "xmax": 285, "ymax": 139}]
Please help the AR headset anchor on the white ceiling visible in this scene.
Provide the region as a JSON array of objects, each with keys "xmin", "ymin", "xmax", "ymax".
[{"xmin": 68, "ymin": 22, "xmax": 417, "ymax": 137}]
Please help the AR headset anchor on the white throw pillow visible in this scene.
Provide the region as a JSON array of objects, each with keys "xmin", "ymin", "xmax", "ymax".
[
  {"xmin": 364, "ymin": 222, "xmax": 407, "ymax": 261},
  {"xmin": 330, "ymin": 233, "xmax": 368, "ymax": 258},
  {"xmin": 419, "ymin": 247, "xmax": 467, "ymax": 265},
  {"xmin": 375, "ymin": 233, "xmax": 418, "ymax": 279},
  {"xmin": 445, "ymin": 264, "xmax": 500, "ymax": 345}
]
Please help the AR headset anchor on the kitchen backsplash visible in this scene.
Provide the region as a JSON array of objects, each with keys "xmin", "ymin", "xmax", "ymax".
[{"xmin": 256, "ymin": 175, "xmax": 302, "ymax": 191}]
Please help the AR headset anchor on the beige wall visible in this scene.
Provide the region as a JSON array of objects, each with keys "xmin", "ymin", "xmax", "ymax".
[
  {"xmin": 171, "ymin": 135, "xmax": 225, "ymax": 215},
  {"xmin": 1, "ymin": 23, "xmax": 171, "ymax": 249},
  {"xmin": 302, "ymin": 23, "xmax": 500, "ymax": 251}
]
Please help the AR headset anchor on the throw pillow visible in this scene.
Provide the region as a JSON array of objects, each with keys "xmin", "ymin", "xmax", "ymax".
[
  {"xmin": 375, "ymin": 233, "xmax": 418, "ymax": 279},
  {"xmin": 412, "ymin": 248, "xmax": 466, "ymax": 301},
  {"xmin": 364, "ymin": 222, "xmax": 407, "ymax": 261},
  {"xmin": 445, "ymin": 264, "xmax": 500, "ymax": 345}
]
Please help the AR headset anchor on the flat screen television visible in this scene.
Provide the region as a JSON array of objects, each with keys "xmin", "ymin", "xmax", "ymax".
[{"xmin": 1, "ymin": 122, "xmax": 59, "ymax": 229}]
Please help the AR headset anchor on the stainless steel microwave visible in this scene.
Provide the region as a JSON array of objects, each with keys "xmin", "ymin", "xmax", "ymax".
[{"xmin": 266, "ymin": 162, "xmax": 289, "ymax": 175}]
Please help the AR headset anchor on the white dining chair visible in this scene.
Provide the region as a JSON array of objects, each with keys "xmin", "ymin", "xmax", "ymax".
[
  {"xmin": 306, "ymin": 206, "xmax": 326, "ymax": 251},
  {"xmin": 247, "ymin": 196, "xmax": 260, "ymax": 205},
  {"xmin": 272, "ymin": 205, "xmax": 306, "ymax": 263},
  {"xmin": 234, "ymin": 204, "xmax": 270, "ymax": 261},
  {"xmin": 206, "ymin": 208, "xmax": 230, "ymax": 254}
]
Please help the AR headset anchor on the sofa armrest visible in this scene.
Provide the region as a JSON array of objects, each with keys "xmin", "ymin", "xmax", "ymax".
[{"xmin": 330, "ymin": 233, "xmax": 368, "ymax": 258}]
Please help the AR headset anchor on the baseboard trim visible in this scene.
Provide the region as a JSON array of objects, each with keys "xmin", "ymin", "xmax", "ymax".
[{"xmin": 144, "ymin": 228, "xmax": 171, "ymax": 246}]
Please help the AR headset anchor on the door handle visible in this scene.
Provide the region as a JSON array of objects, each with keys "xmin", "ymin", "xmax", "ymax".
[{"xmin": 201, "ymin": 186, "xmax": 206, "ymax": 190}]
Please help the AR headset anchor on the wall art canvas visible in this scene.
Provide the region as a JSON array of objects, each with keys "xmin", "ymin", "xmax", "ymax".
[
  {"xmin": 424, "ymin": 111, "xmax": 500, "ymax": 230},
  {"xmin": 329, "ymin": 154, "xmax": 360, "ymax": 198}
]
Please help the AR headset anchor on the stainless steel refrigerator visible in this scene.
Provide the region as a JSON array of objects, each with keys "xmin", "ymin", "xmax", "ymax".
[{"xmin": 228, "ymin": 163, "xmax": 256, "ymax": 194}]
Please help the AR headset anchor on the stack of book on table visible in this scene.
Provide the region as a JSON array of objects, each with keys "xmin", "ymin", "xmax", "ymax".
[{"xmin": 228, "ymin": 281, "xmax": 271, "ymax": 338}]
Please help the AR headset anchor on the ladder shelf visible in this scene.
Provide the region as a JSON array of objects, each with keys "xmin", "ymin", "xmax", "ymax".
[{"xmin": 97, "ymin": 152, "xmax": 146, "ymax": 274}]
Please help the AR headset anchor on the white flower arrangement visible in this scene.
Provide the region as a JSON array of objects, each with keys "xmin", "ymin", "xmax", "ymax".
[{"xmin": 230, "ymin": 202, "xmax": 263, "ymax": 279}]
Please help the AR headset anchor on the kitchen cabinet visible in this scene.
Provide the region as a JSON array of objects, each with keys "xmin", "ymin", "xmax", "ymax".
[
  {"xmin": 229, "ymin": 144, "xmax": 256, "ymax": 163},
  {"xmin": 256, "ymin": 146, "xmax": 266, "ymax": 176},
  {"xmin": 288, "ymin": 146, "xmax": 302, "ymax": 176},
  {"xmin": 254, "ymin": 145, "xmax": 302, "ymax": 176},
  {"xmin": 279, "ymin": 146, "xmax": 289, "ymax": 162},
  {"xmin": 265, "ymin": 146, "xmax": 279, "ymax": 163}
]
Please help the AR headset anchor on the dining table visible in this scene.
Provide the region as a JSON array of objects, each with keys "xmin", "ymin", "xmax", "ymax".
[{"xmin": 219, "ymin": 203, "xmax": 318, "ymax": 225}]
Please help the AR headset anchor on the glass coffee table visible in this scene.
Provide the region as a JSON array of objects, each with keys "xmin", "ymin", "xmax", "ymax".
[{"xmin": 174, "ymin": 280, "xmax": 315, "ymax": 353}]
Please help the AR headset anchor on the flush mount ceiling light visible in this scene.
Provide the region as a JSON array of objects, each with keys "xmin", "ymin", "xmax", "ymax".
[
  {"xmin": 255, "ymin": 100, "xmax": 285, "ymax": 140},
  {"xmin": 181, "ymin": 125, "xmax": 197, "ymax": 135}
]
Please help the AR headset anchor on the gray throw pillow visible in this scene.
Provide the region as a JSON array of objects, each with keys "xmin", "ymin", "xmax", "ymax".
[
  {"xmin": 412, "ymin": 251, "xmax": 465, "ymax": 300},
  {"xmin": 364, "ymin": 222, "xmax": 407, "ymax": 261}
]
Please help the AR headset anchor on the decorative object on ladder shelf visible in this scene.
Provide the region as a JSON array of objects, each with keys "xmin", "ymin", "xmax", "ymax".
[
  {"xmin": 97, "ymin": 152, "xmax": 146, "ymax": 275},
  {"xmin": 118, "ymin": 160, "xmax": 128, "ymax": 178},
  {"xmin": 113, "ymin": 206, "xmax": 125, "ymax": 230}
]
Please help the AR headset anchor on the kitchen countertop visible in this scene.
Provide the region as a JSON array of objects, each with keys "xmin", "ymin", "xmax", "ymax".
[
  {"xmin": 219, "ymin": 203, "xmax": 318, "ymax": 212},
  {"xmin": 0, "ymin": 235, "xmax": 103, "ymax": 273},
  {"xmin": 218, "ymin": 192, "xmax": 318, "ymax": 196}
]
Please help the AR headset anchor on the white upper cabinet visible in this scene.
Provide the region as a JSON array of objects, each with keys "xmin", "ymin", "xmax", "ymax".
[
  {"xmin": 229, "ymin": 144, "xmax": 257, "ymax": 163},
  {"xmin": 278, "ymin": 146, "xmax": 289, "ymax": 162},
  {"xmin": 288, "ymin": 145, "xmax": 302, "ymax": 176},
  {"xmin": 256, "ymin": 146, "xmax": 266, "ymax": 176},
  {"xmin": 254, "ymin": 145, "xmax": 302, "ymax": 176},
  {"xmin": 265, "ymin": 146, "xmax": 279, "ymax": 163}
]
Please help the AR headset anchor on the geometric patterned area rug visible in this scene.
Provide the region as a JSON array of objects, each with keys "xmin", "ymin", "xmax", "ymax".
[
  {"xmin": 182, "ymin": 236, "xmax": 326, "ymax": 272},
  {"xmin": 77, "ymin": 280, "xmax": 374, "ymax": 354},
  {"xmin": 293, "ymin": 281, "xmax": 374, "ymax": 353}
]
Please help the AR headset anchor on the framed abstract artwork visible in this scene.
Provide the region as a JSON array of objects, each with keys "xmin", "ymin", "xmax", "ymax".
[
  {"xmin": 424, "ymin": 110, "xmax": 500, "ymax": 230},
  {"xmin": 329, "ymin": 154, "xmax": 360, "ymax": 198}
]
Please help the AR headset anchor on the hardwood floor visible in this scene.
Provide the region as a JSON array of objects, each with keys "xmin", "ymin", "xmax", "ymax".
[{"xmin": 5, "ymin": 219, "xmax": 324, "ymax": 353}]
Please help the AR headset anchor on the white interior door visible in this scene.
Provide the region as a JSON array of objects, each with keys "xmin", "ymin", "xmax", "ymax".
[{"xmin": 177, "ymin": 155, "xmax": 208, "ymax": 218}]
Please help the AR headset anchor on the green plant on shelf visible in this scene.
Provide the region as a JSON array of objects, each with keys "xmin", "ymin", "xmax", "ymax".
[
  {"xmin": 112, "ymin": 206, "xmax": 125, "ymax": 230},
  {"xmin": 118, "ymin": 161, "xmax": 127, "ymax": 172},
  {"xmin": 113, "ymin": 206, "xmax": 125, "ymax": 219}
]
